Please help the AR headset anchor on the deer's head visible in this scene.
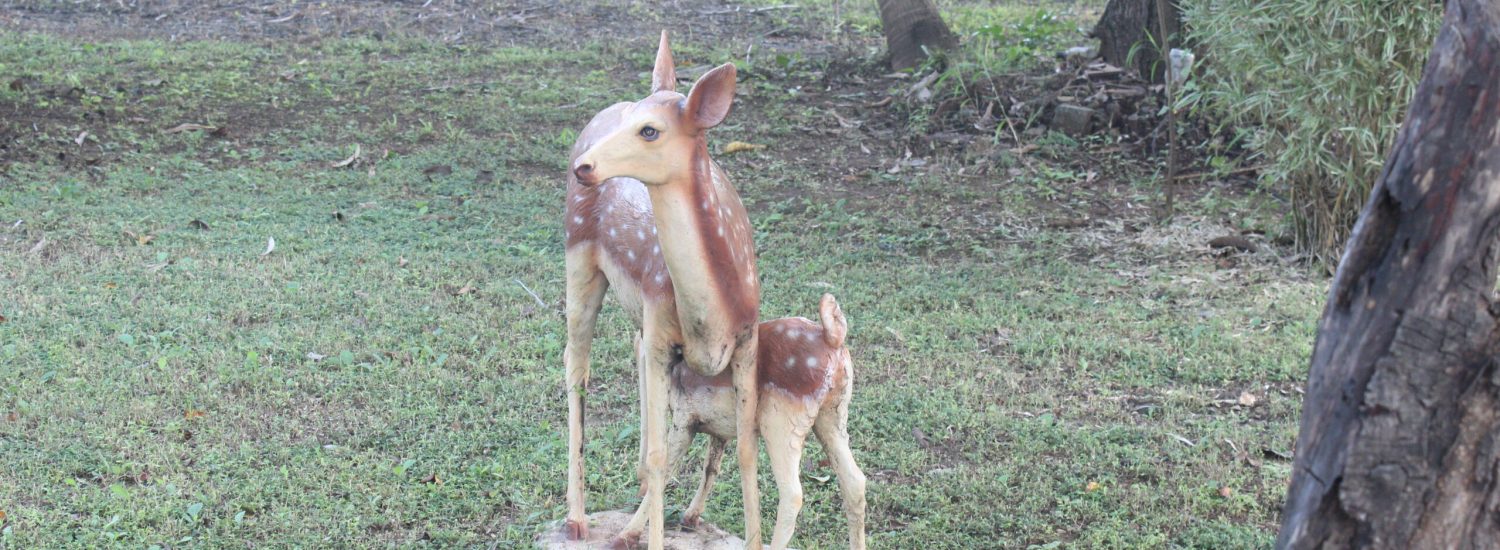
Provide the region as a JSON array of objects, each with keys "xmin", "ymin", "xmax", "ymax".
[{"xmin": 572, "ymin": 31, "xmax": 736, "ymax": 187}]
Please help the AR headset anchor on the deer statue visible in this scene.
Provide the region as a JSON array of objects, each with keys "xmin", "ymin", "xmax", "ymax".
[
  {"xmin": 621, "ymin": 293, "xmax": 867, "ymax": 550},
  {"xmin": 563, "ymin": 31, "xmax": 762, "ymax": 550}
]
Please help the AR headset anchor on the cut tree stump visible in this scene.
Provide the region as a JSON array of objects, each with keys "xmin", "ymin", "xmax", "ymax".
[
  {"xmin": 1277, "ymin": 1, "xmax": 1500, "ymax": 548},
  {"xmin": 877, "ymin": 0, "xmax": 958, "ymax": 70},
  {"xmin": 1092, "ymin": 0, "xmax": 1182, "ymax": 82}
]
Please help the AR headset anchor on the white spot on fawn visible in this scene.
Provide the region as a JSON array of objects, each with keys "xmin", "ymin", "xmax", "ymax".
[
  {"xmin": 608, "ymin": 228, "xmax": 617, "ymax": 237},
  {"xmin": 627, "ymin": 250, "xmax": 636, "ymax": 261},
  {"xmin": 636, "ymin": 229, "xmax": 645, "ymax": 241},
  {"xmin": 651, "ymin": 227, "xmax": 657, "ymax": 235},
  {"xmin": 717, "ymin": 226, "xmax": 724, "ymax": 237},
  {"xmin": 655, "ymin": 273, "xmax": 665, "ymax": 284},
  {"xmin": 785, "ymin": 356, "xmax": 795, "ymax": 368},
  {"xmin": 652, "ymin": 245, "xmax": 660, "ymax": 255},
  {"xmin": 805, "ymin": 356, "xmax": 818, "ymax": 368},
  {"xmin": 573, "ymin": 215, "xmax": 583, "ymax": 225}
]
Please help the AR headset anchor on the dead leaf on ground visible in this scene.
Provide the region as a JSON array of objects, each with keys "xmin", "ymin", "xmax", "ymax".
[
  {"xmin": 306, "ymin": 352, "xmax": 326, "ymax": 361},
  {"xmin": 423, "ymin": 164, "xmax": 453, "ymax": 178},
  {"xmin": 184, "ymin": 409, "xmax": 207, "ymax": 420},
  {"xmin": 330, "ymin": 144, "xmax": 361, "ymax": 169},
  {"xmin": 74, "ymin": 131, "xmax": 89, "ymax": 146},
  {"xmin": 864, "ymin": 96, "xmax": 894, "ymax": 109},
  {"xmin": 188, "ymin": 219, "xmax": 210, "ymax": 230},
  {"xmin": 0, "ymin": 313, "xmax": 7, "ymax": 323},
  {"xmin": 332, "ymin": 211, "xmax": 345, "ymax": 222},
  {"xmin": 1208, "ymin": 235, "xmax": 1258, "ymax": 253},
  {"xmin": 1218, "ymin": 486, "xmax": 1234, "ymax": 498},
  {"xmin": 103, "ymin": 282, "xmax": 117, "ymax": 290},
  {"xmin": 260, "ymin": 237, "xmax": 276, "ymax": 256},
  {"xmin": 8, "ymin": 78, "xmax": 23, "ymax": 91},
  {"xmin": 3, "ymin": 411, "xmax": 14, "ymax": 421},
  {"xmin": 124, "ymin": 230, "xmax": 154, "ymax": 246},
  {"xmin": 27, "ymin": 237, "xmax": 45, "ymax": 255},
  {"xmin": 1085, "ymin": 481, "xmax": 1102, "ymax": 492},
  {"xmin": 398, "ymin": 256, "xmax": 409, "ymax": 267},
  {"xmin": 447, "ymin": 283, "xmax": 477, "ymax": 296},
  {"xmin": 0, "ymin": 509, "xmax": 6, "ymax": 522},
  {"xmin": 474, "ymin": 170, "xmax": 495, "ymax": 186},
  {"xmin": 721, "ymin": 141, "xmax": 765, "ymax": 155},
  {"xmin": 163, "ymin": 123, "xmax": 217, "ymax": 134},
  {"xmin": 420, "ymin": 473, "xmax": 442, "ymax": 485},
  {"xmin": 911, "ymin": 427, "xmax": 930, "ymax": 448},
  {"xmin": 1237, "ymin": 391, "xmax": 1258, "ymax": 407}
]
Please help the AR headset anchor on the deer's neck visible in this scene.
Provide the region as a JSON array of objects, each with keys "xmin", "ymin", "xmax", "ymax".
[{"xmin": 647, "ymin": 140, "xmax": 759, "ymax": 343}]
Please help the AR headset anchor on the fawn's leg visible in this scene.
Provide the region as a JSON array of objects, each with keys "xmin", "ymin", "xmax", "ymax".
[
  {"xmin": 763, "ymin": 417, "xmax": 810, "ymax": 550},
  {"xmin": 682, "ymin": 437, "xmax": 726, "ymax": 527},
  {"xmin": 815, "ymin": 402, "xmax": 867, "ymax": 550},
  {"xmin": 638, "ymin": 315, "xmax": 675, "ymax": 550},
  {"xmin": 563, "ymin": 249, "xmax": 608, "ymax": 540},
  {"xmin": 617, "ymin": 398, "xmax": 700, "ymax": 547}
]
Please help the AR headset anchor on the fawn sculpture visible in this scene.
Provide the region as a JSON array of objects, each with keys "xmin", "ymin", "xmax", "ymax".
[
  {"xmin": 564, "ymin": 32, "xmax": 762, "ymax": 549},
  {"xmin": 621, "ymin": 294, "xmax": 867, "ymax": 550}
]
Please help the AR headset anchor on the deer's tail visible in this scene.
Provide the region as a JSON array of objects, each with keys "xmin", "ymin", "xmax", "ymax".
[{"xmin": 819, "ymin": 293, "xmax": 848, "ymax": 349}]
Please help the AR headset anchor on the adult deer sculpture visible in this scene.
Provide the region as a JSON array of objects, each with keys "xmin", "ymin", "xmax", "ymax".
[{"xmin": 563, "ymin": 32, "xmax": 762, "ymax": 549}]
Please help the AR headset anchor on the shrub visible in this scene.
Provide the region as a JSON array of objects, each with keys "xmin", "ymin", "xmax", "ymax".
[{"xmin": 1179, "ymin": 0, "xmax": 1442, "ymax": 263}]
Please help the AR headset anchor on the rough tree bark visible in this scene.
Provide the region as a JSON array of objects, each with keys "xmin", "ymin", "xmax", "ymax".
[
  {"xmin": 1277, "ymin": 1, "xmax": 1500, "ymax": 548},
  {"xmin": 1092, "ymin": 0, "xmax": 1182, "ymax": 82},
  {"xmin": 876, "ymin": 0, "xmax": 957, "ymax": 70}
]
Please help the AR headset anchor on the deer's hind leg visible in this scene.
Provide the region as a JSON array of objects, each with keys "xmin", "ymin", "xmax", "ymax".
[{"xmin": 813, "ymin": 397, "xmax": 866, "ymax": 550}]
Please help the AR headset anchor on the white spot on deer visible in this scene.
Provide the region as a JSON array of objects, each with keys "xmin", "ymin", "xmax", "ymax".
[
  {"xmin": 608, "ymin": 228, "xmax": 617, "ymax": 238},
  {"xmin": 745, "ymin": 274, "xmax": 754, "ymax": 284},
  {"xmin": 717, "ymin": 226, "xmax": 724, "ymax": 237},
  {"xmin": 803, "ymin": 331, "xmax": 816, "ymax": 342},
  {"xmin": 702, "ymin": 200, "xmax": 710, "ymax": 211},
  {"xmin": 636, "ymin": 229, "xmax": 645, "ymax": 241},
  {"xmin": 627, "ymin": 250, "xmax": 636, "ymax": 261},
  {"xmin": 652, "ymin": 245, "xmax": 660, "ymax": 255},
  {"xmin": 572, "ymin": 215, "xmax": 583, "ymax": 225},
  {"xmin": 805, "ymin": 356, "xmax": 818, "ymax": 368},
  {"xmin": 785, "ymin": 356, "xmax": 795, "ymax": 368},
  {"xmin": 655, "ymin": 273, "xmax": 665, "ymax": 284},
  {"xmin": 651, "ymin": 226, "xmax": 657, "ymax": 235}
]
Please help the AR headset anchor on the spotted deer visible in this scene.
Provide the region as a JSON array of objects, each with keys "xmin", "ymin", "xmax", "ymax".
[
  {"xmin": 621, "ymin": 294, "xmax": 867, "ymax": 550},
  {"xmin": 563, "ymin": 31, "xmax": 762, "ymax": 549}
]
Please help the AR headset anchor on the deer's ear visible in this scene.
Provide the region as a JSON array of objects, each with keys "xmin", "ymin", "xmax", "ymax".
[
  {"xmin": 651, "ymin": 30, "xmax": 676, "ymax": 93},
  {"xmin": 685, "ymin": 63, "xmax": 736, "ymax": 130}
]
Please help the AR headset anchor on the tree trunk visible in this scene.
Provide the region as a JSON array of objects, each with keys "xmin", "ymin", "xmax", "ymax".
[
  {"xmin": 1092, "ymin": 0, "xmax": 1182, "ymax": 82},
  {"xmin": 876, "ymin": 0, "xmax": 957, "ymax": 70},
  {"xmin": 1277, "ymin": 1, "xmax": 1500, "ymax": 548}
]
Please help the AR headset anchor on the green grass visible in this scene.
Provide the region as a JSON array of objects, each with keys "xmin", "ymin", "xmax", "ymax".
[{"xmin": 1, "ymin": 3, "xmax": 1317, "ymax": 548}]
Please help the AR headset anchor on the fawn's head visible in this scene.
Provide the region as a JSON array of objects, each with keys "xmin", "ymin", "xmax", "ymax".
[{"xmin": 572, "ymin": 31, "xmax": 736, "ymax": 187}]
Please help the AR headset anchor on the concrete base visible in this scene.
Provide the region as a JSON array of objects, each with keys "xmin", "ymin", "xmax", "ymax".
[{"xmin": 535, "ymin": 510, "xmax": 770, "ymax": 550}]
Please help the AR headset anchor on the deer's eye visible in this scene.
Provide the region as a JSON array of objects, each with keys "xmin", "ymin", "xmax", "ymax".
[{"xmin": 639, "ymin": 126, "xmax": 660, "ymax": 141}]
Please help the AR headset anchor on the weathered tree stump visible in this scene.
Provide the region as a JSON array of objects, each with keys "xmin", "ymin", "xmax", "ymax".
[
  {"xmin": 1092, "ymin": 0, "xmax": 1182, "ymax": 82},
  {"xmin": 877, "ymin": 0, "xmax": 958, "ymax": 70},
  {"xmin": 1277, "ymin": 1, "xmax": 1500, "ymax": 548}
]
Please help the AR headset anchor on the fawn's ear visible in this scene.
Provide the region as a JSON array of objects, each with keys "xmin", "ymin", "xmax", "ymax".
[
  {"xmin": 685, "ymin": 63, "xmax": 736, "ymax": 130},
  {"xmin": 651, "ymin": 30, "xmax": 676, "ymax": 93}
]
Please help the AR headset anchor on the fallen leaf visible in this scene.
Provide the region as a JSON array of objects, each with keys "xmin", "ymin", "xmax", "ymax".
[
  {"xmin": 189, "ymin": 219, "xmax": 210, "ymax": 230},
  {"xmin": 448, "ymin": 283, "xmax": 476, "ymax": 296},
  {"xmin": 420, "ymin": 473, "xmax": 442, "ymax": 485},
  {"xmin": 330, "ymin": 144, "xmax": 361, "ymax": 168},
  {"xmin": 422, "ymin": 164, "xmax": 453, "ymax": 177},
  {"xmin": 864, "ymin": 96, "xmax": 894, "ymax": 109},
  {"xmin": 474, "ymin": 170, "xmax": 495, "ymax": 186},
  {"xmin": 163, "ymin": 123, "xmax": 217, "ymax": 134},
  {"xmin": 142, "ymin": 78, "xmax": 165, "ymax": 87},
  {"xmin": 398, "ymin": 256, "xmax": 409, "ymax": 267},
  {"xmin": 332, "ymin": 211, "xmax": 345, "ymax": 222},
  {"xmin": 74, "ymin": 131, "xmax": 89, "ymax": 146},
  {"xmin": 137, "ymin": 234, "xmax": 155, "ymax": 246},
  {"xmin": 0, "ymin": 509, "xmax": 6, "ymax": 522},
  {"xmin": 1208, "ymin": 235, "xmax": 1258, "ymax": 253},
  {"xmin": 261, "ymin": 237, "xmax": 276, "ymax": 256},
  {"xmin": 8, "ymin": 78, "xmax": 23, "ymax": 91},
  {"xmin": 306, "ymin": 352, "xmax": 326, "ymax": 361},
  {"xmin": 1237, "ymin": 391, "xmax": 1258, "ymax": 407},
  {"xmin": 4, "ymin": 411, "xmax": 14, "ymax": 421},
  {"xmin": 1085, "ymin": 481, "xmax": 1102, "ymax": 492},
  {"xmin": 103, "ymin": 282, "xmax": 117, "ymax": 290},
  {"xmin": 1218, "ymin": 486, "xmax": 1233, "ymax": 498},
  {"xmin": 721, "ymin": 141, "xmax": 765, "ymax": 155},
  {"xmin": 911, "ymin": 427, "xmax": 930, "ymax": 448},
  {"xmin": 184, "ymin": 409, "xmax": 207, "ymax": 420},
  {"xmin": 1167, "ymin": 432, "xmax": 1196, "ymax": 447},
  {"xmin": 27, "ymin": 237, "xmax": 46, "ymax": 255}
]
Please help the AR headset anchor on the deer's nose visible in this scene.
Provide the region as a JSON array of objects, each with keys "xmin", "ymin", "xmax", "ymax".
[{"xmin": 573, "ymin": 163, "xmax": 595, "ymax": 182}]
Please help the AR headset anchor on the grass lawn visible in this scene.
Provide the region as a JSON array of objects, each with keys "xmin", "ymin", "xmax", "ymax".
[{"xmin": 1, "ymin": 1, "xmax": 1322, "ymax": 548}]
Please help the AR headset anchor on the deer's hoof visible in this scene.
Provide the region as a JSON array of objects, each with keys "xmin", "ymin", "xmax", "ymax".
[
  {"xmin": 608, "ymin": 532, "xmax": 641, "ymax": 550},
  {"xmin": 564, "ymin": 518, "xmax": 588, "ymax": 541}
]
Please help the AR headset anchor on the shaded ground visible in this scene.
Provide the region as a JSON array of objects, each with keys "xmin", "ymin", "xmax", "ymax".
[{"xmin": 0, "ymin": 1, "xmax": 1314, "ymax": 548}]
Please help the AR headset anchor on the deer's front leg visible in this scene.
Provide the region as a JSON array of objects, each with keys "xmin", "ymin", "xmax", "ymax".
[
  {"xmin": 563, "ymin": 255, "xmax": 609, "ymax": 540},
  {"xmin": 640, "ymin": 316, "xmax": 676, "ymax": 550},
  {"xmin": 731, "ymin": 332, "xmax": 763, "ymax": 547}
]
